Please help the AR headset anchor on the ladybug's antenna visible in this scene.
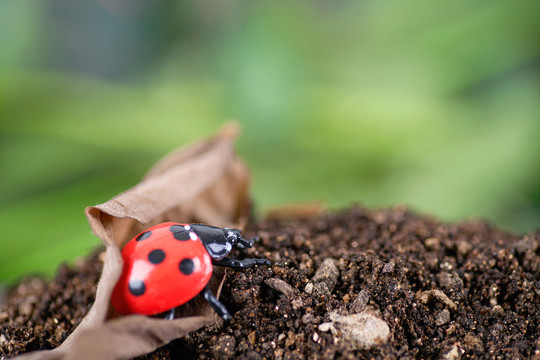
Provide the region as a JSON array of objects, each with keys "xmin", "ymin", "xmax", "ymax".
[{"xmin": 236, "ymin": 236, "xmax": 254, "ymax": 248}]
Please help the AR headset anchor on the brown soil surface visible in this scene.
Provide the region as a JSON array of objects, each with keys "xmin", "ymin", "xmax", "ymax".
[{"xmin": 2, "ymin": 206, "xmax": 540, "ymax": 359}]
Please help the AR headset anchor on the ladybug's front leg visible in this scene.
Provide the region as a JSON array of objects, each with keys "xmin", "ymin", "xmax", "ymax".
[
  {"xmin": 213, "ymin": 257, "xmax": 271, "ymax": 268},
  {"xmin": 202, "ymin": 286, "xmax": 231, "ymax": 321}
]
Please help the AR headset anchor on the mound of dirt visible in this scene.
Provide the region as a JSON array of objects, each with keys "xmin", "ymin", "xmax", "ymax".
[{"xmin": 2, "ymin": 205, "xmax": 539, "ymax": 359}]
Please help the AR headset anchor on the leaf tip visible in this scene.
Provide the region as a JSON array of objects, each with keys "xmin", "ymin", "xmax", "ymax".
[{"xmin": 219, "ymin": 122, "xmax": 241, "ymax": 139}]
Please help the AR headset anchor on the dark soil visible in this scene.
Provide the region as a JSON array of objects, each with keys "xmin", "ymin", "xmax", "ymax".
[
  {"xmin": 0, "ymin": 251, "xmax": 103, "ymax": 356},
  {"xmin": 2, "ymin": 205, "xmax": 540, "ymax": 359}
]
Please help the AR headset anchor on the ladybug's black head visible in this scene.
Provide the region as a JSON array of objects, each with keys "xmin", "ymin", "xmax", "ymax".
[
  {"xmin": 225, "ymin": 228, "xmax": 251, "ymax": 247},
  {"xmin": 225, "ymin": 228, "xmax": 241, "ymax": 244}
]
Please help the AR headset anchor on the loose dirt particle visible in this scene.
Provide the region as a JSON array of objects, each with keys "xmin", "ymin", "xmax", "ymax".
[
  {"xmin": 247, "ymin": 331, "xmax": 256, "ymax": 345},
  {"xmin": 265, "ymin": 278, "xmax": 295, "ymax": 298},
  {"xmin": 417, "ymin": 289, "xmax": 458, "ymax": 311}
]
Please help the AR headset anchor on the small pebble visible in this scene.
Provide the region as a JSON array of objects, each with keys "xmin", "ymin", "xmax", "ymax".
[
  {"xmin": 492, "ymin": 305, "xmax": 505, "ymax": 316},
  {"xmin": 424, "ymin": 237, "xmax": 441, "ymax": 251},
  {"xmin": 311, "ymin": 258, "xmax": 340, "ymax": 292},
  {"xmin": 441, "ymin": 344, "xmax": 462, "ymax": 360},
  {"xmin": 285, "ymin": 332, "xmax": 295, "ymax": 347},
  {"xmin": 457, "ymin": 240, "xmax": 473, "ymax": 255},
  {"xmin": 291, "ymin": 297, "xmax": 303, "ymax": 310},
  {"xmin": 302, "ymin": 313, "xmax": 316, "ymax": 324},
  {"xmin": 437, "ymin": 272, "xmax": 463, "ymax": 292},
  {"xmin": 464, "ymin": 333, "xmax": 484, "ymax": 352},
  {"xmin": 435, "ymin": 308, "xmax": 450, "ymax": 326},
  {"xmin": 350, "ymin": 290, "xmax": 370, "ymax": 313},
  {"xmin": 382, "ymin": 259, "xmax": 396, "ymax": 273},
  {"xmin": 327, "ymin": 311, "xmax": 390, "ymax": 350},
  {"xmin": 318, "ymin": 322, "xmax": 334, "ymax": 333},
  {"xmin": 312, "ymin": 282, "xmax": 331, "ymax": 298}
]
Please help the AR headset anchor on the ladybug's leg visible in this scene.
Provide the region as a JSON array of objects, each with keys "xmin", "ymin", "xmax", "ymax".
[
  {"xmin": 165, "ymin": 308, "xmax": 176, "ymax": 321},
  {"xmin": 213, "ymin": 257, "xmax": 271, "ymax": 268},
  {"xmin": 202, "ymin": 286, "xmax": 231, "ymax": 321}
]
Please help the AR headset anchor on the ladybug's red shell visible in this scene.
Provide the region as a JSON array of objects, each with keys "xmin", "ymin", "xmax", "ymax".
[{"xmin": 111, "ymin": 222, "xmax": 213, "ymax": 315}]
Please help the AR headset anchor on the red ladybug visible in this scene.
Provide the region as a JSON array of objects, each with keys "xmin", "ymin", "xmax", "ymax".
[{"xmin": 111, "ymin": 223, "xmax": 270, "ymax": 320}]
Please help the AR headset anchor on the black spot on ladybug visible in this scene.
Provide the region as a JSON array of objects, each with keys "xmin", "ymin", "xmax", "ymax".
[
  {"xmin": 148, "ymin": 249, "xmax": 165, "ymax": 264},
  {"xmin": 136, "ymin": 231, "xmax": 152, "ymax": 242},
  {"xmin": 179, "ymin": 258, "xmax": 195, "ymax": 275},
  {"xmin": 128, "ymin": 279, "xmax": 146, "ymax": 296},
  {"xmin": 170, "ymin": 225, "xmax": 191, "ymax": 241}
]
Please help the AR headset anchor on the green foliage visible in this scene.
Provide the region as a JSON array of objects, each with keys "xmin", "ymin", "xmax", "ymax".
[{"xmin": 1, "ymin": 0, "xmax": 539, "ymax": 283}]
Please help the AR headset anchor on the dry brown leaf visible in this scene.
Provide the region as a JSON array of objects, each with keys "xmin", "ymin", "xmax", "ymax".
[{"xmin": 16, "ymin": 124, "xmax": 251, "ymax": 360}]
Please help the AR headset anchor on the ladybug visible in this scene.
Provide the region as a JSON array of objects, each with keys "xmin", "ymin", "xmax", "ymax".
[{"xmin": 111, "ymin": 222, "xmax": 270, "ymax": 321}]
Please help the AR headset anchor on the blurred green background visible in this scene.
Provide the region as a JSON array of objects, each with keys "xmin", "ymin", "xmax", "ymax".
[{"xmin": 1, "ymin": 0, "xmax": 540, "ymax": 284}]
